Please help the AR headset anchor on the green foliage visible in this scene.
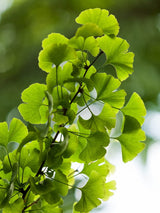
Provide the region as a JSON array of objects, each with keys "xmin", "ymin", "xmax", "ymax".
[{"xmin": 0, "ymin": 8, "xmax": 146, "ymax": 213}]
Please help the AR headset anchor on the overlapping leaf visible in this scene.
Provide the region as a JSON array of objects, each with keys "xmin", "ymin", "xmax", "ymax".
[
  {"xmin": 74, "ymin": 171, "xmax": 115, "ymax": 212},
  {"xmin": 79, "ymin": 103, "xmax": 117, "ymax": 132},
  {"xmin": 69, "ymin": 36, "xmax": 99, "ymax": 57},
  {"xmin": 0, "ymin": 118, "xmax": 28, "ymax": 161},
  {"xmin": 97, "ymin": 35, "xmax": 134, "ymax": 81},
  {"xmin": 117, "ymin": 116, "xmax": 146, "ymax": 162},
  {"xmin": 39, "ymin": 33, "xmax": 76, "ymax": 72},
  {"xmin": 79, "ymin": 131, "xmax": 109, "ymax": 162},
  {"xmin": 121, "ymin": 92, "xmax": 146, "ymax": 125},
  {"xmin": 18, "ymin": 83, "xmax": 48, "ymax": 124},
  {"xmin": 91, "ymin": 73, "xmax": 126, "ymax": 108},
  {"xmin": 75, "ymin": 8, "xmax": 119, "ymax": 37}
]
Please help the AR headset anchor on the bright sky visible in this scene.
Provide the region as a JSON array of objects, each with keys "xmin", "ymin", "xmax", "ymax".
[{"xmin": 93, "ymin": 110, "xmax": 160, "ymax": 213}]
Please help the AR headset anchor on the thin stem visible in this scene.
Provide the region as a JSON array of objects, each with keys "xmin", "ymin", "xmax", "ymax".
[
  {"xmin": 56, "ymin": 66, "xmax": 60, "ymax": 99},
  {"xmin": 22, "ymin": 197, "xmax": 40, "ymax": 212},
  {"xmin": 83, "ymin": 50, "xmax": 104, "ymax": 78}
]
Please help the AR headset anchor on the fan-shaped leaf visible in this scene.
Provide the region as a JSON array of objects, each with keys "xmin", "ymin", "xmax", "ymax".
[
  {"xmin": 18, "ymin": 83, "xmax": 48, "ymax": 124},
  {"xmin": 97, "ymin": 35, "xmax": 134, "ymax": 81},
  {"xmin": 76, "ymin": 8, "xmax": 119, "ymax": 37},
  {"xmin": 91, "ymin": 73, "xmax": 126, "ymax": 108},
  {"xmin": 121, "ymin": 92, "xmax": 146, "ymax": 125}
]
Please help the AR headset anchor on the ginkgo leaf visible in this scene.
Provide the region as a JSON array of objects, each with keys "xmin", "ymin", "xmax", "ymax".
[
  {"xmin": 46, "ymin": 62, "xmax": 75, "ymax": 93},
  {"xmin": 84, "ymin": 36, "xmax": 99, "ymax": 56},
  {"xmin": 79, "ymin": 131, "xmax": 109, "ymax": 162},
  {"xmin": 0, "ymin": 122, "xmax": 8, "ymax": 147},
  {"xmin": 76, "ymin": 23, "xmax": 103, "ymax": 38},
  {"xmin": 18, "ymin": 83, "xmax": 48, "ymax": 124},
  {"xmin": 42, "ymin": 33, "xmax": 68, "ymax": 49},
  {"xmin": 82, "ymin": 158, "xmax": 112, "ymax": 177},
  {"xmin": 39, "ymin": 43, "xmax": 76, "ymax": 72},
  {"xmin": 69, "ymin": 36, "xmax": 99, "ymax": 57},
  {"xmin": 75, "ymin": 8, "xmax": 119, "ymax": 37},
  {"xmin": 3, "ymin": 198, "xmax": 24, "ymax": 213},
  {"xmin": 8, "ymin": 118, "xmax": 28, "ymax": 143},
  {"xmin": 117, "ymin": 116, "xmax": 146, "ymax": 162},
  {"xmin": 91, "ymin": 73, "xmax": 126, "ymax": 108},
  {"xmin": 0, "ymin": 118, "xmax": 28, "ymax": 160},
  {"xmin": 97, "ymin": 35, "xmax": 134, "ymax": 81},
  {"xmin": 121, "ymin": 92, "xmax": 146, "ymax": 125},
  {"xmin": 74, "ymin": 170, "xmax": 114, "ymax": 212},
  {"xmin": 79, "ymin": 103, "xmax": 117, "ymax": 132}
]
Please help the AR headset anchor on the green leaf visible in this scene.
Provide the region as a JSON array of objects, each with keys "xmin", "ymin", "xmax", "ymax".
[
  {"xmin": 42, "ymin": 33, "xmax": 68, "ymax": 49},
  {"xmin": 75, "ymin": 8, "xmax": 119, "ymax": 37},
  {"xmin": 18, "ymin": 83, "xmax": 48, "ymax": 124},
  {"xmin": 63, "ymin": 124, "xmax": 79, "ymax": 158},
  {"xmin": 8, "ymin": 118, "xmax": 28, "ymax": 143},
  {"xmin": 39, "ymin": 33, "xmax": 76, "ymax": 72},
  {"xmin": 53, "ymin": 113, "xmax": 69, "ymax": 125},
  {"xmin": 97, "ymin": 35, "xmax": 134, "ymax": 81},
  {"xmin": 16, "ymin": 132, "xmax": 37, "ymax": 154},
  {"xmin": 82, "ymin": 158, "xmax": 112, "ymax": 177},
  {"xmin": 69, "ymin": 36, "xmax": 99, "ymax": 57},
  {"xmin": 0, "ymin": 122, "xmax": 8, "ymax": 147},
  {"xmin": 79, "ymin": 103, "xmax": 117, "ymax": 132},
  {"xmin": 39, "ymin": 44, "xmax": 76, "ymax": 72},
  {"xmin": 3, "ymin": 198, "xmax": 24, "ymax": 213},
  {"xmin": 91, "ymin": 73, "xmax": 126, "ymax": 108},
  {"xmin": 75, "ymin": 170, "xmax": 114, "ymax": 212},
  {"xmin": 0, "ymin": 145, "xmax": 7, "ymax": 161},
  {"xmin": 46, "ymin": 62, "xmax": 75, "ymax": 93},
  {"xmin": 79, "ymin": 132, "xmax": 109, "ymax": 162},
  {"xmin": 76, "ymin": 23, "xmax": 103, "ymax": 38},
  {"xmin": 121, "ymin": 92, "xmax": 146, "ymax": 125},
  {"xmin": 54, "ymin": 170, "xmax": 68, "ymax": 196},
  {"xmin": 117, "ymin": 116, "xmax": 146, "ymax": 162},
  {"xmin": 19, "ymin": 141, "xmax": 40, "ymax": 172}
]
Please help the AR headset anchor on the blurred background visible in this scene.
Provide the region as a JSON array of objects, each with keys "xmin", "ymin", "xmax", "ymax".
[{"xmin": 0, "ymin": 0, "xmax": 160, "ymax": 212}]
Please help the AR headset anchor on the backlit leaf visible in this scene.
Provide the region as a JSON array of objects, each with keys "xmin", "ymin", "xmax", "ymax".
[
  {"xmin": 117, "ymin": 116, "xmax": 146, "ymax": 162},
  {"xmin": 91, "ymin": 73, "xmax": 126, "ymax": 108},
  {"xmin": 79, "ymin": 132, "xmax": 109, "ymax": 162},
  {"xmin": 39, "ymin": 43, "xmax": 76, "ymax": 72},
  {"xmin": 76, "ymin": 8, "xmax": 119, "ymax": 37},
  {"xmin": 75, "ymin": 170, "xmax": 115, "ymax": 212},
  {"xmin": 18, "ymin": 83, "xmax": 48, "ymax": 124},
  {"xmin": 121, "ymin": 92, "xmax": 146, "ymax": 125},
  {"xmin": 97, "ymin": 35, "xmax": 134, "ymax": 81}
]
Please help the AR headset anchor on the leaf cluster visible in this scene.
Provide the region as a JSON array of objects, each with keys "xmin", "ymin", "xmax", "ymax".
[{"xmin": 0, "ymin": 8, "xmax": 146, "ymax": 213}]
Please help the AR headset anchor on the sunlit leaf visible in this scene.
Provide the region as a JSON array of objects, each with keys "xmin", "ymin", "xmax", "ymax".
[
  {"xmin": 39, "ymin": 44, "xmax": 76, "ymax": 72},
  {"xmin": 76, "ymin": 8, "xmax": 119, "ymax": 37},
  {"xmin": 79, "ymin": 132, "xmax": 109, "ymax": 162},
  {"xmin": 117, "ymin": 116, "xmax": 146, "ymax": 162},
  {"xmin": 75, "ymin": 170, "xmax": 115, "ymax": 212},
  {"xmin": 97, "ymin": 35, "xmax": 134, "ymax": 81},
  {"xmin": 91, "ymin": 73, "xmax": 126, "ymax": 108},
  {"xmin": 3, "ymin": 198, "xmax": 24, "ymax": 213},
  {"xmin": 18, "ymin": 83, "xmax": 48, "ymax": 124},
  {"xmin": 121, "ymin": 92, "xmax": 146, "ymax": 125},
  {"xmin": 42, "ymin": 33, "xmax": 68, "ymax": 49},
  {"xmin": 79, "ymin": 103, "xmax": 117, "ymax": 132}
]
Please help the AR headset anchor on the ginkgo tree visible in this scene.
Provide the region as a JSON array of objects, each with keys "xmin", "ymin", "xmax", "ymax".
[{"xmin": 0, "ymin": 8, "xmax": 146, "ymax": 213}]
